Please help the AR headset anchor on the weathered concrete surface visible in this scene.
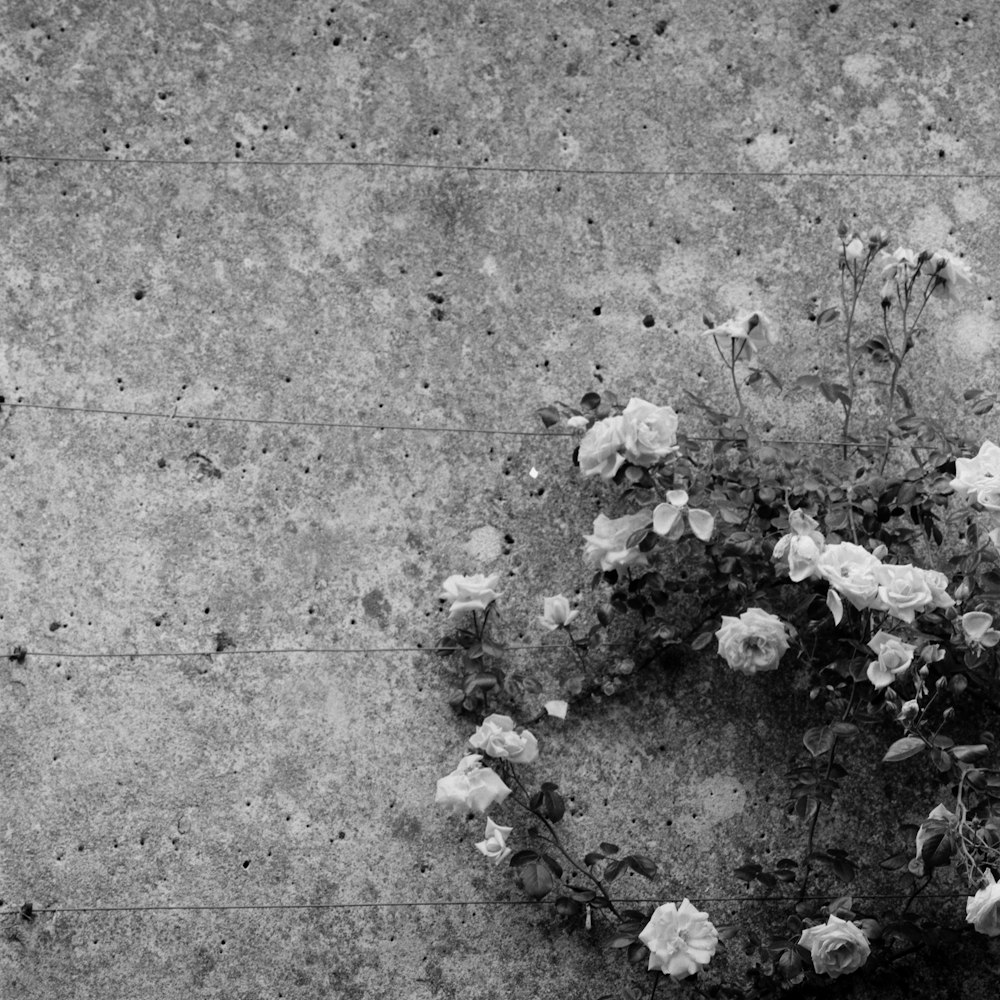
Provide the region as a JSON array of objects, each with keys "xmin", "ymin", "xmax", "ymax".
[{"xmin": 2, "ymin": 1, "xmax": 1000, "ymax": 997}]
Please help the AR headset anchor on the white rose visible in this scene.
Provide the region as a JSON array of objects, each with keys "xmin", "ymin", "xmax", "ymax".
[
  {"xmin": 638, "ymin": 900, "xmax": 718, "ymax": 980},
  {"xmin": 879, "ymin": 246, "xmax": 918, "ymax": 281},
  {"xmin": 715, "ymin": 608, "xmax": 790, "ymax": 675},
  {"xmin": 468, "ymin": 713, "xmax": 539, "ymax": 764},
  {"xmin": 772, "ymin": 510, "xmax": 826, "ymax": 582},
  {"xmin": 539, "ymin": 595, "xmax": 578, "ymax": 630},
  {"xmin": 951, "ymin": 440, "xmax": 1000, "ymax": 496},
  {"xmin": 440, "ymin": 573, "xmax": 503, "ymax": 617},
  {"xmin": 865, "ymin": 630, "xmax": 916, "ymax": 689},
  {"xmin": 475, "ymin": 817, "xmax": 513, "ymax": 865},
  {"xmin": 842, "ymin": 236, "xmax": 865, "ymax": 262},
  {"xmin": 620, "ymin": 397, "xmax": 679, "ymax": 466},
  {"xmin": 707, "ymin": 311, "xmax": 777, "ymax": 363},
  {"xmin": 922, "ymin": 568, "xmax": 955, "ymax": 610},
  {"xmin": 435, "ymin": 754, "xmax": 512, "ymax": 814},
  {"xmin": 961, "ymin": 611, "xmax": 1000, "ymax": 648},
  {"xmin": 582, "ymin": 512, "xmax": 651, "ymax": 572},
  {"xmin": 967, "ymin": 870, "xmax": 1000, "ymax": 936},
  {"xmin": 798, "ymin": 915, "xmax": 871, "ymax": 978},
  {"xmin": 929, "ymin": 250, "xmax": 974, "ymax": 302},
  {"xmin": 875, "ymin": 564, "xmax": 934, "ymax": 624},
  {"xmin": 578, "ymin": 415, "xmax": 629, "ymax": 478},
  {"xmin": 816, "ymin": 542, "xmax": 886, "ymax": 611}
]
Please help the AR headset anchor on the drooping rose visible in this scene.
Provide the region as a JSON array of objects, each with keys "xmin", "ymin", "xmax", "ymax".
[
  {"xmin": 539, "ymin": 595, "xmax": 578, "ymax": 631},
  {"xmin": 435, "ymin": 754, "xmax": 512, "ymax": 814},
  {"xmin": 468, "ymin": 714, "xmax": 538, "ymax": 764},
  {"xmin": 961, "ymin": 611, "xmax": 1000, "ymax": 648},
  {"xmin": 771, "ymin": 509, "xmax": 826, "ymax": 582},
  {"xmin": 440, "ymin": 573, "xmax": 503, "ymax": 617},
  {"xmin": 638, "ymin": 900, "xmax": 718, "ymax": 980},
  {"xmin": 967, "ymin": 870, "xmax": 1000, "ymax": 937},
  {"xmin": 707, "ymin": 311, "xmax": 777, "ymax": 362},
  {"xmin": 620, "ymin": 397, "xmax": 679, "ymax": 466},
  {"xmin": 798, "ymin": 915, "xmax": 870, "ymax": 978},
  {"xmin": 715, "ymin": 608, "xmax": 790, "ymax": 675},
  {"xmin": 578, "ymin": 415, "xmax": 629, "ymax": 478},
  {"xmin": 865, "ymin": 630, "xmax": 916, "ymax": 689},
  {"xmin": 475, "ymin": 817, "xmax": 513, "ymax": 865},
  {"xmin": 582, "ymin": 512, "xmax": 652, "ymax": 572},
  {"xmin": 929, "ymin": 249, "xmax": 974, "ymax": 302},
  {"xmin": 914, "ymin": 803, "xmax": 957, "ymax": 866}
]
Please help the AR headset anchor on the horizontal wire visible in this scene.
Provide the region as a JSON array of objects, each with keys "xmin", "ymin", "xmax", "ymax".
[
  {"xmin": 5, "ymin": 401, "xmax": 939, "ymax": 449},
  {"xmin": 0, "ymin": 892, "xmax": 970, "ymax": 917},
  {"xmin": 17, "ymin": 642, "xmax": 630, "ymax": 659},
  {"xmin": 3, "ymin": 152, "xmax": 999, "ymax": 182}
]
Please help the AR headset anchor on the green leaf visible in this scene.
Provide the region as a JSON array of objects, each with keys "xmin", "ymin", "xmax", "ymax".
[
  {"xmin": 604, "ymin": 859, "xmax": 625, "ymax": 882},
  {"xmin": 540, "ymin": 853, "xmax": 563, "ymax": 878},
  {"xmin": 463, "ymin": 671, "xmax": 499, "ymax": 696},
  {"xmin": 803, "ymin": 725, "xmax": 836, "ymax": 758},
  {"xmin": 952, "ymin": 744, "xmax": 989, "ymax": 762},
  {"xmin": 816, "ymin": 307, "xmax": 840, "ymax": 326},
  {"xmin": 599, "ymin": 842, "xmax": 620, "ymax": 855},
  {"xmin": 734, "ymin": 863, "xmax": 762, "ymax": 884},
  {"xmin": 832, "ymin": 857, "xmax": 856, "ymax": 883},
  {"xmin": 536, "ymin": 405, "xmax": 561, "ymax": 428},
  {"xmin": 626, "ymin": 942, "xmax": 649, "ymax": 964},
  {"xmin": 519, "ymin": 859, "xmax": 557, "ymax": 899},
  {"xmin": 609, "ymin": 935, "xmax": 635, "ymax": 949},
  {"xmin": 879, "ymin": 851, "xmax": 912, "ymax": 871},
  {"xmin": 690, "ymin": 631, "xmax": 714, "ymax": 651},
  {"xmin": 830, "ymin": 722, "xmax": 859, "ymax": 739},
  {"xmin": 883, "ymin": 736, "xmax": 926, "ymax": 763},
  {"xmin": 581, "ymin": 392, "xmax": 602, "ymax": 409},
  {"xmin": 626, "ymin": 854, "xmax": 659, "ymax": 879},
  {"xmin": 555, "ymin": 896, "xmax": 583, "ymax": 917},
  {"xmin": 584, "ymin": 852, "xmax": 606, "ymax": 866},
  {"xmin": 508, "ymin": 849, "xmax": 540, "ymax": 868}
]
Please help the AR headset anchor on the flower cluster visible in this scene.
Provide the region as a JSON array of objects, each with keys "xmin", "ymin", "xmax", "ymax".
[
  {"xmin": 577, "ymin": 397, "xmax": 679, "ymax": 479},
  {"xmin": 951, "ymin": 439, "xmax": 1000, "ymax": 549}
]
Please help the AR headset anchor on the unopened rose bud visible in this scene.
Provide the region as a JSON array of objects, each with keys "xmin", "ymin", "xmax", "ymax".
[
  {"xmin": 872, "ymin": 544, "xmax": 888, "ymax": 560},
  {"xmin": 837, "ymin": 221, "xmax": 849, "ymax": 238},
  {"xmin": 898, "ymin": 699, "xmax": 919, "ymax": 721},
  {"xmin": 917, "ymin": 249, "xmax": 933, "ymax": 264}
]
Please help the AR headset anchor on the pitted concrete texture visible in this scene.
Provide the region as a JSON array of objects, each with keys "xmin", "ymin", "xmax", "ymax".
[{"xmin": 3, "ymin": 2, "xmax": 1000, "ymax": 997}]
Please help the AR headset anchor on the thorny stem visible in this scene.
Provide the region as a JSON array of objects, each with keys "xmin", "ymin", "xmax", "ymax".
[
  {"xmin": 799, "ymin": 679, "xmax": 858, "ymax": 900},
  {"xmin": 901, "ymin": 872, "xmax": 933, "ymax": 915},
  {"xmin": 503, "ymin": 764, "xmax": 622, "ymax": 918}
]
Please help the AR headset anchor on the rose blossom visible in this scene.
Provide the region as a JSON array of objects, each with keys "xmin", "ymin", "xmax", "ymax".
[
  {"xmin": 865, "ymin": 630, "xmax": 916, "ymax": 689},
  {"xmin": 620, "ymin": 397, "xmax": 679, "ymax": 466},
  {"xmin": 875, "ymin": 564, "xmax": 935, "ymax": 624},
  {"xmin": 950, "ymin": 440, "xmax": 1000, "ymax": 496},
  {"xmin": 967, "ymin": 870, "xmax": 1000, "ymax": 937},
  {"xmin": 638, "ymin": 900, "xmax": 718, "ymax": 980},
  {"xmin": 707, "ymin": 311, "xmax": 777, "ymax": 362},
  {"xmin": 816, "ymin": 542, "xmax": 887, "ymax": 612},
  {"xmin": 539, "ymin": 595, "xmax": 578, "ymax": 630},
  {"xmin": 715, "ymin": 608, "xmax": 790, "ymax": 675},
  {"xmin": 435, "ymin": 754, "xmax": 511, "ymax": 814},
  {"xmin": 582, "ymin": 512, "xmax": 651, "ymax": 572},
  {"xmin": 440, "ymin": 573, "xmax": 503, "ymax": 617},
  {"xmin": 914, "ymin": 803, "xmax": 957, "ymax": 864},
  {"xmin": 798, "ymin": 915, "xmax": 871, "ymax": 978},
  {"xmin": 929, "ymin": 249, "xmax": 974, "ymax": 302},
  {"xmin": 961, "ymin": 611, "xmax": 1000, "ymax": 648},
  {"xmin": 772, "ymin": 509, "xmax": 826, "ymax": 582},
  {"xmin": 475, "ymin": 818, "xmax": 513, "ymax": 865},
  {"xmin": 468, "ymin": 714, "xmax": 539, "ymax": 763},
  {"xmin": 578, "ymin": 415, "xmax": 629, "ymax": 478}
]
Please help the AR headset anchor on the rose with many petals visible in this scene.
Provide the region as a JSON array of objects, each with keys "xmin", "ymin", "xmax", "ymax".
[
  {"xmin": 582, "ymin": 512, "xmax": 652, "ymax": 572},
  {"xmin": 578, "ymin": 415, "xmax": 629, "ymax": 478},
  {"xmin": 866, "ymin": 630, "xmax": 916, "ymax": 689},
  {"xmin": 798, "ymin": 915, "xmax": 870, "ymax": 978},
  {"xmin": 469, "ymin": 714, "xmax": 538, "ymax": 764},
  {"xmin": 475, "ymin": 818, "xmax": 513, "ymax": 865},
  {"xmin": 816, "ymin": 542, "xmax": 887, "ymax": 612},
  {"xmin": 638, "ymin": 900, "xmax": 718, "ymax": 980},
  {"xmin": 435, "ymin": 754, "xmax": 511, "ymax": 814},
  {"xmin": 440, "ymin": 574, "xmax": 502, "ymax": 617},
  {"xmin": 620, "ymin": 397, "xmax": 680, "ymax": 466},
  {"xmin": 967, "ymin": 870, "xmax": 1000, "ymax": 936},
  {"xmin": 951, "ymin": 440, "xmax": 1000, "ymax": 497},
  {"xmin": 875, "ymin": 564, "xmax": 935, "ymax": 624},
  {"xmin": 715, "ymin": 608, "xmax": 790, "ymax": 675}
]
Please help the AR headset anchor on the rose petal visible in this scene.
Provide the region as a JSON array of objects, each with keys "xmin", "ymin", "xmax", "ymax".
[
  {"xmin": 827, "ymin": 588, "xmax": 844, "ymax": 626},
  {"xmin": 544, "ymin": 699, "xmax": 568, "ymax": 720},
  {"xmin": 653, "ymin": 503, "xmax": 683, "ymax": 536},
  {"xmin": 686, "ymin": 508, "xmax": 715, "ymax": 542}
]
